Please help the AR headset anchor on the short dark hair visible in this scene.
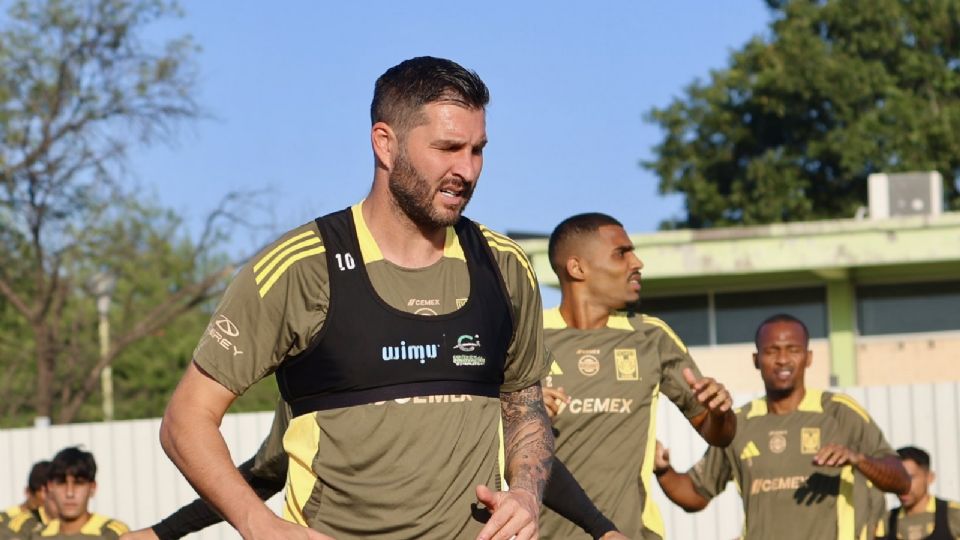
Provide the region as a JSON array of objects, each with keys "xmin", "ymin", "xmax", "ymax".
[
  {"xmin": 27, "ymin": 460, "xmax": 51, "ymax": 493},
  {"xmin": 548, "ymin": 213, "xmax": 624, "ymax": 276},
  {"xmin": 48, "ymin": 447, "xmax": 97, "ymax": 483},
  {"xmin": 371, "ymin": 56, "xmax": 489, "ymax": 137},
  {"xmin": 754, "ymin": 313, "xmax": 810, "ymax": 349},
  {"xmin": 897, "ymin": 446, "xmax": 931, "ymax": 469}
]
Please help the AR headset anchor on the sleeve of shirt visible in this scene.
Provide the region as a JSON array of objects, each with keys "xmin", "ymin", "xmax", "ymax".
[
  {"xmin": 193, "ymin": 223, "xmax": 329, "ymax": 395},
  {"xmin": 827, "ymin": 393, "xmax": 896, "ymax": 458},
  {"xmin": 486, "ymin": 229, "xmax": 547, "ymax": 393},
  {"xmin": 686, "ymin": 445, "xmax": 733, "ymax": 501},
  {"xmin": 645, "ymin": 316, "xmax": 706, "ymax": 420}
]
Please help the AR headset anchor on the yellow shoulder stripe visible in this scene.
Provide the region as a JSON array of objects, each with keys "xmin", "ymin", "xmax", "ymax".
[
  {"xmin": 81, "ymin": 514, "xmax": 109, "ymax": 535},
  {"xmin": 641, "ymin": 315, "xmax": 688, "ymax": 353},
  {"xmin": 106, "ymin": 520, "xmax": 130, "ymax": 536},
  {"xmin": 40, "ymin": 519, "xmax": 59, "ymax": 536},
  {"xmin": 258, "ymin": 246, "xmax": 326, "ymax": 298},
  {"xmin": 746, "ymin": 397, "xmax": 768, "ymax": 418},
  {"xmin": 253, "ymin": 230, "xmax": 316, "ymax": 273},
  {"xmin": 831, "ymin": 394, "xmax": 871, "ymax": 423},
  {"xmin": 3, "ymin": 506, "xmax": 22, "ymax": 517},
  {"xmin": 948, "ymin": 501, "xmax": 960, "ymax": 510},
  {"xmin": 9, "ymin": 512, "xmax": 31, "ymax": 532},
  {"xmin": 254, "ymin": 236, "xmax": 323, "ymax": 285},
  {"xmin": 479, "ymin": 226, "xmax": 536, "ymax": 290}
]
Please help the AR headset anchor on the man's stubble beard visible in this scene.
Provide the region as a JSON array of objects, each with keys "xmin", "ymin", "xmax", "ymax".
[{"xmin": 388, "ymin": 148, "xmax": 473, "ymax": 229}]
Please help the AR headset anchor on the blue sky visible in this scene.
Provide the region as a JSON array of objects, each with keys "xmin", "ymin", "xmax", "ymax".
[{"xmin": 132, "ymin": 2, "xmax": 772, "ymax": 253}]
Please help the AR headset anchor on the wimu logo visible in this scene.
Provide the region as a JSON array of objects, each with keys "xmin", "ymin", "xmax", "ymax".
[{"xmin": 381, "ymin": 341, "xmax": 439, "ymax": 364}]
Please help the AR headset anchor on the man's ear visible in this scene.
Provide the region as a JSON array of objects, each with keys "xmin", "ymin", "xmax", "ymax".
[
  {"xmin": 805, "ymin": 350, "xmax": 813, "ymax": 368},
  {"xmin": 753, "ymin": 353, "xmax": 760, "ymax": 370},
  {"xmin": 565, "ymin": 256, "xmax": 586, "ymax": 281},
  {"xmin": 371, "ymin": 121, "xmax": 398, "ymax": 170},
  {"xmin": 89, "ymin": 481, "xmax": 97, "ymax": 498}
]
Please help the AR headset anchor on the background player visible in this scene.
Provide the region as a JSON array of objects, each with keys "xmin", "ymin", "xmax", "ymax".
[
  {"xmin": 654, "ymin": 313, "xmax": 909, "ymax": 540},
  {"xmin": 35, "ymin": 447, "xmax": 128, "ymax": 540},
  {"xmin": 876, "ymin": 446, "xmax": 960, "ymax": 539},
  {"xmin": 540, "ymin": 212, "xmax": 736, "ymax": 539}
]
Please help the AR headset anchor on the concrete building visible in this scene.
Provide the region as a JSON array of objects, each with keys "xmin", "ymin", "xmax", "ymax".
[{"xmin": 517, "ymin": 194, "xmax": 960, "ymax": 393}]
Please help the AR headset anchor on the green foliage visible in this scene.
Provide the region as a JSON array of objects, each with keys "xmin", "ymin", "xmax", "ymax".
[
  {"xmin": 644, "ymin": 0, "xmax": 960, "ymax": 228},
  {"xmin": 0, "ymin": 0, "xmax": 271, "ymax": 425}
]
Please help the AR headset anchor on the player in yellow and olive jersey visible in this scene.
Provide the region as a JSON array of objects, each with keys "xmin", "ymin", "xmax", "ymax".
[
  {"xmin": 1, "ymin": 461, "xmax": 52, "ymax": 540},
  {"xmin": 540, "ymin": 212, "xmax": 737, "ymax": 540},
  {"xmin": 876, "ymin": 446, "xmax": 960, "ymax": 540},
  {"xmin": 31, "ymin": 447, "xmax": 128, "ymax": 540},
  {"xmin": 655, "ymin": 313, "xmax": 910, "ymax": 540},
  {"xmin": 159, "ymin": 57, "xmax": 554, "ymax": 540}
]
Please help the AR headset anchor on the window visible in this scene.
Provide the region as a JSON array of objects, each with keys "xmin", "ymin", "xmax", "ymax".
[
  {"xmin": 857, "ymin": 281, "xmax": 960, "ymax": 335},
  {"xmin": 715, "ymin": 287, "xmax": 827, "ymax": 344},
  {"xmin": 639, "ymin": 287, "xmax": 827, "ymax": 346},
  {"xmin": 639, "ymin": 294, "xmax": 710, "ymax": 346}
]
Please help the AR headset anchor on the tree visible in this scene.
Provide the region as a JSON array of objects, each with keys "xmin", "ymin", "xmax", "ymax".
[
  {"xmin": 643, "ymin": 0, "xmax": 960, "ymax": 229},
  {"xmin": 0, "ymin": 0, "xmax": 264, "ymax": 424}
]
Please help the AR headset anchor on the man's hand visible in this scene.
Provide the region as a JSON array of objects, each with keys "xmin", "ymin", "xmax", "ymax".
[
  {"xmin": 119, "ymin": 528, "xmax": 159, "ymax": 540},
  {"xmin": 475, "ymin": 485, "xmax": 539, "ymax": 540},
  {"xmin": 542, "ymin": 386, "xmax": 570, "ymax": 418},
  {"xmin": 653, "ymin": 440, "xmax": 671, "ymax": 473},
  {"xmin": 682, "ymin": 368, "xmax": 732, "ymax": 415},
  {"xmin": 242, "ymin": 513, "xmax": 336, "ymax": 540},
  {"xmin": 599, "ymin": 532, "xmax": 631, "ymax": 540},
  {"xmin": 813, "ymin": 443, "xmax": 862, "ymax": 468}
]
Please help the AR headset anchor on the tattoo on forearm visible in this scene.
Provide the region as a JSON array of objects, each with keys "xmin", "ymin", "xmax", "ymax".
[{"xmin": 501, "ymin": 384, "xmax": 555, "ymax": 501}]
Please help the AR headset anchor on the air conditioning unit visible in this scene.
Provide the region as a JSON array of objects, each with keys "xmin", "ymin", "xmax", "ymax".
[{"xmin": 867, "ymin": 171, "xmax": 944, "ymax": 219}]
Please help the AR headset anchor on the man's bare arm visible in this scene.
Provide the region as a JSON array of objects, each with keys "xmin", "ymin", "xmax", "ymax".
[
  {"xmin": 159, "ymin": 363, "xmax": 328, "ymax": 540},
  {"xmin": 653, "ymin": 441, "xmax": 710, "ymax": 512},
  {"xmin": 814, "ymin": 445, "xmax": 910, "ymax": 494},
  {"xmin": 475, "ymin": 383, "xmax": 554, "ymax": 540},
  {"xmin": 683, "ymin": 368, "xmax": 736, "ymax": 447}
]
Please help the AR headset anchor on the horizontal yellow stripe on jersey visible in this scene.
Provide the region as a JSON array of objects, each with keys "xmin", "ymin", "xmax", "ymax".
[
  {"xmin": 106, "ymin": 520, "xmax": 129, "ymax": 536},
  {"xmin": 258, "ymin": 246, "xmax": 326, "ymax": 298},
  {"xmin": 830, "ymin": 394, "xmax": 870, "ymax": 423},
  {"xmin": 254, "ymin": 236, "xmax": 323, "ymax": 285},
  {"xmin": 253, "ymin": 230, "xmax": 317, "ymax": 273}
]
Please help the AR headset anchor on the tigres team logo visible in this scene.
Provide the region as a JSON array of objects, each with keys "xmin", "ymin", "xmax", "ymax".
[
  {"xmin": 578, "ymin": 355, "xmax": 600, "ymax": 377},
  {"xmin": 769, "ymin": 430, "xmax": 787, "ymax": 454},
  {"xmin": 455, "ymin": 298, "xmax": 468, "ymax": 309},
  {"xmin": 614, "ymin": 349, "xmax": 639, "ymax": 381},
  {"xmin": 801, "ymin": 427, "xmax": 821, "ymax": 454}
]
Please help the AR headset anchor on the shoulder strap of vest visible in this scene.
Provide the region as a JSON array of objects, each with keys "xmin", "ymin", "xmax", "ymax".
[
  {"xmin": 886, "ymin": 506, "xmax": 900, "ymax": 540},
  {"xmin": 456, "ymin": 217, "xmax": 516, "ymax": 333},
  {"xmin": 934, "ymin": 498, "xmax": 949, "ymax": 535}
]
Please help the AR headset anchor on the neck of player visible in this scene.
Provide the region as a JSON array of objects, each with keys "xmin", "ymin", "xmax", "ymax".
[
  {"xmin": 558, "ymin": 292, "xmax": 613, "ymax": 330},
  {"xmin": 765, "ymin": 385, "xmax": 806, "ymax": 415},
  {"xmin": 362, "ymin": 192, "xmax": 446, "ymax": 269}
]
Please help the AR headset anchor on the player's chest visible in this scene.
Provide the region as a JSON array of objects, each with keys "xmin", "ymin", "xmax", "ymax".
[
  {"xmin": 734, "ymin": 414, "xmax": 847, "ymax": 479},
  {"xmin": 545, "ymin": 331, "xmax": 658, "ymax": 409}
]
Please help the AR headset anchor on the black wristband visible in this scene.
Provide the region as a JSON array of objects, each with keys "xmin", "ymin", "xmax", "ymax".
[{"xmin": 654, "ymin": 465, "xmax": 671, "ymax": 477}]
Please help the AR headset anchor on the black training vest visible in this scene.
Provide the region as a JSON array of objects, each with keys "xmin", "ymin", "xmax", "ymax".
[
  {"xmin": 275, "ymin": 208, "xmax": 515, "ymax": 416},
  {"xmin": 883, "ymin": 499, "xmax": 952, "ymax": 540}
]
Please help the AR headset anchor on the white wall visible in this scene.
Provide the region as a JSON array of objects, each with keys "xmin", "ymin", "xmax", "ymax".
[{"xmin": 2, "ymin": 381, "xmax": 958, "ymax": 539}]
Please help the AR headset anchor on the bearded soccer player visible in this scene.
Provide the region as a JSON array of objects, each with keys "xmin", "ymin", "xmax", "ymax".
[
  {"xmin": 159, "ymin": 57, "xmax": 553, "ymax": 540},
  {"xmin": 655, "ymin": 313, "xmax": 910, "ymax": 540},
  {"xmin": 539, "ymin": 212, "xmax": 736, "ymax": 539},
  {"xmin": 876, "ymin": 446, "xmax": 960, "ymax": 540}
]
